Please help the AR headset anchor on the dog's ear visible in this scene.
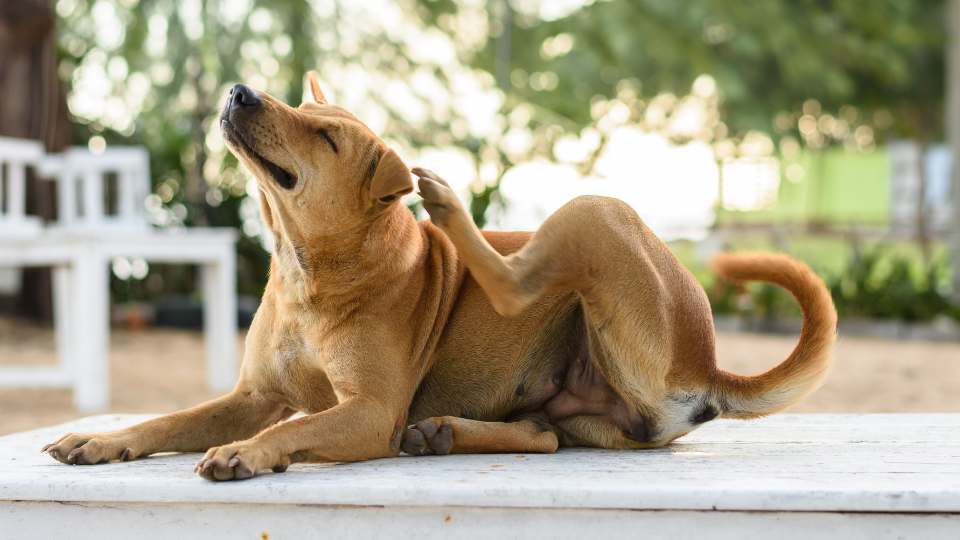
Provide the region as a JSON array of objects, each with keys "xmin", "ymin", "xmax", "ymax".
[
  {"xmin": 306, "ymin": 71, "xmax": 327, "ymax": 104},
  {"xmin": 370, "ymin": 149, "xmax": 413, "ymax": 204}
]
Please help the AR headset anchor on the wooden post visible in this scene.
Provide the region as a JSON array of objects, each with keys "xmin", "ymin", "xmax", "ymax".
[{"xmin": 951, "ymin": 0, "xmax": 960, "ymax": 301}]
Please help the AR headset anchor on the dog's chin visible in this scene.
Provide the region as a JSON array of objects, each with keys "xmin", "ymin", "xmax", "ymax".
[{"xmin": 221, "ymin": 119, "xmax": 298, "ymax": 190}]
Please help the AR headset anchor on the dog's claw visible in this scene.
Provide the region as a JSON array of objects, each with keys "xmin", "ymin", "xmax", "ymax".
[{"xmin": 412, "ymin": 167, "xmax": 451, "ymax": 187}]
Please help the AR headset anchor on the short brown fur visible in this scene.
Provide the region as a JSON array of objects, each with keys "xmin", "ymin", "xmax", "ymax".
[{"xmin": 42, "ymin": 76, "xmax": 837, "ymax": 480}]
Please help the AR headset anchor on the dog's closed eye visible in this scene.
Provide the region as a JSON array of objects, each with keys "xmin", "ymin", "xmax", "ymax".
[{"xmin": 317, "ymin": 128, "xmax": 338, "ymax": 153}]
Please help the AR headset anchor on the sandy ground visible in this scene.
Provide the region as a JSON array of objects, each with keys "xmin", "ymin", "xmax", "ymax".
[{"xmin": 1, "ymin": 318, "xmax": 958, "ymax": 435}]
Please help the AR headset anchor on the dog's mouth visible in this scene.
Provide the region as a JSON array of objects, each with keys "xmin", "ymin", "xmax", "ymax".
[{"xmin": 221, "ymin": 119, "xmax": 297, "ymax": 190}]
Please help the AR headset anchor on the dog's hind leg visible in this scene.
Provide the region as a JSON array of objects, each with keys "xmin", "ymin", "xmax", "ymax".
[
  {"xmin": 415, "ymin": 168, "xmax": 617, "ymax": 317},
  {"xmin": 415, "ymin": 168, "xmax": 715, "ymax": 446},
  {"xmin": 400, "ymin": 414, "xmax": 559, "ymax": 455}
]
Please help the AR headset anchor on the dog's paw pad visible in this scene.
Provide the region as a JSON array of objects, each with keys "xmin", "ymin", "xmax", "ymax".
[{"xmin": 401, "ymin": 419, "xmax": 454, "ymax": 456}]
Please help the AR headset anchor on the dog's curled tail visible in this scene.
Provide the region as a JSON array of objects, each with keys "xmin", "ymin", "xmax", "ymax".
[{"xmin": 711, "ymin": 252, "xmax": 837, "ymax": 419}]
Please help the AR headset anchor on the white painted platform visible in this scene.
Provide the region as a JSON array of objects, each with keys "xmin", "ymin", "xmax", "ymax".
[{"xmin": 1, "ymin": 414, "xmax": 958, "ymax": 539}]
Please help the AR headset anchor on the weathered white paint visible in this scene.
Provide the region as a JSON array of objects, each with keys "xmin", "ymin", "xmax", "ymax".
[{"xmin": 1, "ymin": 414, "xmax": 957, "ymax": 538}]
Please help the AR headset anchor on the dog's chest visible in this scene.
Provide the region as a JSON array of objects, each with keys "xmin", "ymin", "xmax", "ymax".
[
  {"xmin": 262, "ymin": 321, "xmax": 339, "ymax": 414},
  {"xmin": 273, "ymin": 332, "xmax": 306, "ymax": 365}
]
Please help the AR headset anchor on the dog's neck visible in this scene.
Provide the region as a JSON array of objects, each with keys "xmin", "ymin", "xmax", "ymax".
[{"xmin": 269, "ymin": 205, "xmax": 423, "ymax": 308}]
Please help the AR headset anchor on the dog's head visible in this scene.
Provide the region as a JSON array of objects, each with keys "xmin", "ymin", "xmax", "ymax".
[{"xmin": 220, "ymin": 73, "xmax": 413, "ymax": 252}]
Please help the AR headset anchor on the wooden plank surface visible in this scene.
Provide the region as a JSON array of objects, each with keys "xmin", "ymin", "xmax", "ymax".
[{"xmin": 1, "ymin": 414, "xmax": 958, "ymax": 513}]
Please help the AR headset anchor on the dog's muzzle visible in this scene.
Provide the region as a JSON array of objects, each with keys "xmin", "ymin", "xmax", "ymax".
[{"xmin": 222, "ymin": 84, "xmax": 261, "ymax": 120}]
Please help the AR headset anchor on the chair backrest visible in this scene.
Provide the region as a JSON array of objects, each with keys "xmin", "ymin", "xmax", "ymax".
[
  {"xmin": 41, "ymin": 146, "xmax": 151, "ymax": 231},
  {"xmin": 0, "ymin": 137, "xmax": 45, "ymax": 236}
]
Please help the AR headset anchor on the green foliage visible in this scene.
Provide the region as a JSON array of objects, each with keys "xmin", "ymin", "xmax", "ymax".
[
  {"xmin": 829, "ymin": 246, "xmax": 955, "ymax": 322},
  {"xmin": 56, "ymin": 0, "xmax": 480, "ymax": 299},
  {"xmin": 52, "ymin": 0, "xmax": 952, "ymax": 321},
  {"xmin": 468, "ymin": 182, "xmax": 501, "ymax": 228},
  {"xmin": 704, "ymin": 244, "xmax": 958, "ymax": 323},
  {"xmin": 432, "ymin": 0, "xmax": 946, "ymax": 144}
]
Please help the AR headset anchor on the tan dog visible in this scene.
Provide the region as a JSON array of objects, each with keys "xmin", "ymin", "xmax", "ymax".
[{"xmin": 42, "ymin": 74, "xmax": 837, "ymax": 481}]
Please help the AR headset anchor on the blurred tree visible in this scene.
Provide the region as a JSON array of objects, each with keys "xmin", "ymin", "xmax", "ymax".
[
  {"xmin": 416, "ymin": 0, "xmax": 947, "ymax": 250},
  {"xmin": 54, "ymin": 0, "xmax": 498, "ymax": 301},
  {"xmin": 950, "ymin": 0, "xmax": 960, "ymax": 302},
  {"xmin": 420, "ymin": 0, "xmax": 944, "ymax": 144},
  {"xmin": 0, "ymin": 0, "xmax": 72, "ymax": 320},
  {"xmin": 46, "ymin": 0, "xmax": 954, "ymax": 312}
]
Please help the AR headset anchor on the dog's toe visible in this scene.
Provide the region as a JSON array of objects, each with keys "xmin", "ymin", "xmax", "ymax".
[
  {"xmin": 402, "ymin": 418, "xmax": 454, "ymax": 456},
  {"xmin": 411, "ymin": 167, "xmax": 449, "ymax": 187},
  {"xmin": 415, "ymin": 418, "xmax": 441, "ymax": 439},
  {"xmin": 430, "ymin": 424, "xmax": 454, "ymax": 455},
  {"xmin": 43, "ymin": 433, "xmax": 130, "ymax": 465},
  {"xmin": 401, "ymin": 425, "xmax": 431, "ymax": 456}
]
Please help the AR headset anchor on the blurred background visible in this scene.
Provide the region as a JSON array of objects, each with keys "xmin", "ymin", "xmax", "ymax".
[{"xmin": 1, "ymin": 0, "xmax": 958, "ymax": 434}]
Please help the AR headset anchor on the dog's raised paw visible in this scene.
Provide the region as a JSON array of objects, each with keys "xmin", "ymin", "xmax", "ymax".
[
  {"xmin": 401, "ymin": 418, "xmax": 454, "ymax": 456},
  {"xmin": 412, "ymin": 168, "xmax": 461, "ymax": 227}
]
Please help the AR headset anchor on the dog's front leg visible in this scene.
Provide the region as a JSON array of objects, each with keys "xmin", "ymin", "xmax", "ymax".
[
  {"xmin": 43, "ymin": 389, "xmax": 292, "ymax": 465},
  {"xmin": 195, "ymin": 333, "xmax": 418, "ymax": 481},
  {"xmin": 195, "ymin": 393, "xmax": 402, "ymax": 481}
]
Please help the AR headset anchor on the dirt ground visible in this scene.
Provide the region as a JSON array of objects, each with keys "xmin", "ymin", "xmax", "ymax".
[{"xmin": 1, "ymin": 317, "xmax": 958, "ymax": 435}]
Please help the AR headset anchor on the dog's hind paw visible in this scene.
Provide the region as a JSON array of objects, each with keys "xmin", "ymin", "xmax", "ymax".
[
  {"xmin": 401, "ymin": 418, "xmax": 454, "ymax": 456},
  {"xmin": 412, "ymin": 168, "xmax": 463, "ymax": 227}
]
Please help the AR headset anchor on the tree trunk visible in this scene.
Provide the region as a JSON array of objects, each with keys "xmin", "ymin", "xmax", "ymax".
[
  {"xmin": 949, "ymin": 0, "xmax": 960, "ymax": 302},
  {"xmin": 0, "ymin": 0, "xmax": 73, "ymax": 321}
]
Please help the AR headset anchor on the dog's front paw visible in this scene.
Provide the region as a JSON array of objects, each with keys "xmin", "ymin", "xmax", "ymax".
[
  {"xmin": 195, "ymin": 441, "xmax": 289, "ymax": 482},
  {"xmin": 42, "ymin": 432, "xmax": 138, "ymax": 465},
  {"xmin": 412, "ymin": 168, "xmax": 464, "ymax": 227},
  {"xmin": 401, "ymin": 417, "xmax": 454, "ymax": 456}
]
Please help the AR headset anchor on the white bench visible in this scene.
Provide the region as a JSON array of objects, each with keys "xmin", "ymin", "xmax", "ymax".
[
  {"xmin": 1, "ymin": 414, "xmax": 957, "ymax": 539},
  {"xmin": 0, "ymin": 137, "xmax": 239, "ymax": 411}
]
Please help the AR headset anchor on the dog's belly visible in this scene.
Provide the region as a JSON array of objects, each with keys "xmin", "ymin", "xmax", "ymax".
[
  {"xmin": 408, "ymin": 274, "xmax": 659, "ymax": 443},
  {"xmin": 408, "ymin": 276, "xmax": 581, "ymax": 423}
]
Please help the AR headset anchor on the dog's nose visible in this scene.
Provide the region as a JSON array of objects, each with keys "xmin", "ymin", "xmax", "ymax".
[{"xmin": 229, "ymin": 84, "xmax": 261, "ymax": 108}]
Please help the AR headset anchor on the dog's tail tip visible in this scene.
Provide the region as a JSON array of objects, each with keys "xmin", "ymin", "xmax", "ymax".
[{"xmin": 711, "ymin": 252, "xmax": 838, "ymax": 419}]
